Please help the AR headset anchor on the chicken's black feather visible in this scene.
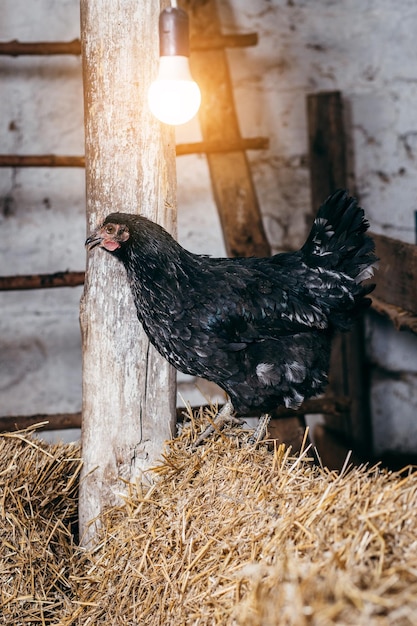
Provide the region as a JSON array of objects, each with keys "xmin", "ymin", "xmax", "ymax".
[{"xmin": 86, "ymin": 190, "xmax": 377, "ymax": 415}]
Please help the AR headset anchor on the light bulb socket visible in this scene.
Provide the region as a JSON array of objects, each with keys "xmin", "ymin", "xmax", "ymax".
[{"xmin": 159, "ymin": 7, "xmax": 190, "ymax": 57}]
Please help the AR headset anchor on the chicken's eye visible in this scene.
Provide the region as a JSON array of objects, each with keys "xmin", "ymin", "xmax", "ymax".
[{"xmin": 105, "ymin": 224, "xmax": 115, "ymax": 235}]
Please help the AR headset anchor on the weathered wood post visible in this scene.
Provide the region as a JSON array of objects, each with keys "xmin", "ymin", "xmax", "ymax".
[
  {"xmin": 79, "ymin": 0, "xmax": 176, "ymax": 544},
  {"xmin": 307, "ymin": 90, "xmax": 372, "ymax": 466}
]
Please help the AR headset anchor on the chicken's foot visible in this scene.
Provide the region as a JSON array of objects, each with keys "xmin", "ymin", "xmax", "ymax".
[
  {"xmin": 247, "ymin": 413, "xmax": 271, "ymax": 445},
  {"xmin": 194, "ymin": 401, "xmax": 243, "ymax": 446}
]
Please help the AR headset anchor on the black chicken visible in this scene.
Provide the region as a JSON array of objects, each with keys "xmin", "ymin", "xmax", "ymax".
[{"xmin": 86, "ymin": 190, "xmax": 376, "ymax": 443}]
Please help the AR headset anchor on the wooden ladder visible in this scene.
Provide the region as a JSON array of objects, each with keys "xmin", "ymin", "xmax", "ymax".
[{"xmin": 0, "ymin": 0, "xmax": 278, "ymax": 435}]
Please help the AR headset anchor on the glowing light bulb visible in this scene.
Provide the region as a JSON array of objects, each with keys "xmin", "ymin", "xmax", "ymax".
[
  {"xmin": 148, "ymin": 57, "xmax": 201, "ymax": 126},
  {"xmin": 148, "ymin": 7, "xmax": 201, "ymax": 126}
]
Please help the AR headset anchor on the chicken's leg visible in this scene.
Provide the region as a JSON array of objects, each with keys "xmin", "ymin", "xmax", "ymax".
[
  {"xmin": 194, "ymin": 401, "xmax": 243, "ymax": 446},
  {"xmin": 247, "ymin": 413, "xmax": 271, "ymax": 445}
]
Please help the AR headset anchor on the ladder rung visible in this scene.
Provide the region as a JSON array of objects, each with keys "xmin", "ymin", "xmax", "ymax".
[
  {"xmin": 177, "ymin": 137, "xmax": 269, "ymax": 155},
  {"xmin": 0, "ymin": 154, "xmax": 85, "ymax": 167},
  {"xmin": 0, "ymin": 39, "xmax": 81, "ymax": 56},
  {"xmin": 0, "ymin": 271, "xmax": 85, "ymax": 291},
  {"xmin": 0, "ymin": 139, "xmax": 269, "ymax": 168},
  {"xmin": 191, "ymin": 33, "xmax": 258, "ymax": 51},
  {"xmin": 0, "ymin": 33, "xmax": 258, "ymax": 57}
]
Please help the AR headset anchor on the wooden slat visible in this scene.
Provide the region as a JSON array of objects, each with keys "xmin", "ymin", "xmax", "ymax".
[
  {"xmin": 307, "ymin": 90, "xmax": 372, "ymax": 456},
  {"xmin": 183, "ymin": 0, "xmax": 271, "ymax": 258},
  {"xmin": 0, "ymin": 271, "xmax": 85, "ymax": 290},
  {"xmin": 0, "ymin": 33, "xmax": 258, "ymax": 57}
]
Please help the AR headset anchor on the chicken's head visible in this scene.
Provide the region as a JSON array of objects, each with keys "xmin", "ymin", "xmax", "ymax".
[{"xmin": 85, "ymin": 216, "xmax": 130, "ymax": 253}]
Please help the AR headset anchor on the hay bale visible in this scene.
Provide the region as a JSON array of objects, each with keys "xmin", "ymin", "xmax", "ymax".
[
  {"xmin": 0, "ymin": 428, "xmax": 82, "ymax": 625},
  {"xmin": 1, "ymin": 412, "xmax": 417, "ymax": 625},
  {"xmin": 72, "ymin": 411, "xmax": 417, "ymax": 625}
]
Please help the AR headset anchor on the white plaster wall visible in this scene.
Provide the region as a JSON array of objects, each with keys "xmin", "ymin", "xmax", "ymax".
[
  {"xmin": 0, "ymin": 0, "xmax": 85, "ymax": 444},
  {"xmin": 1, "ymin": 0, "xmax": 417, "ymax": 454}
]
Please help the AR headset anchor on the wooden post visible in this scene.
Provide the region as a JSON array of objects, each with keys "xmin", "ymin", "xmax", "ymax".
[
  {"xmin": 79, "ymin": 0, "xmax": 176, "ymax": 544},
  {"xmin": 307, "ymin": 91, "xmax": 372, "ymax": 463}
]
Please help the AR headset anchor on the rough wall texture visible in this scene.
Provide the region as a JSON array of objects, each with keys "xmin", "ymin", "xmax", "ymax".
[{"xmin": 1, "ymin": 0, "xmax": 417, "ymax": 454}]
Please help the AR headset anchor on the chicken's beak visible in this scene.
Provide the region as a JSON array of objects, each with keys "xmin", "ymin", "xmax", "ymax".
[{"xmin": 85, "ymin": 231, "xmax": 103, "ymax": 250}]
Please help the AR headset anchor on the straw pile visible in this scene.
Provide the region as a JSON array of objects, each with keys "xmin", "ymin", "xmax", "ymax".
[
  {"xmin": 1, "ymin": 411, "xmax": 417, "ymax": 625},
  {"xmin": 0, "ymin": 428, "xmax": 82, "ymax": 624}
]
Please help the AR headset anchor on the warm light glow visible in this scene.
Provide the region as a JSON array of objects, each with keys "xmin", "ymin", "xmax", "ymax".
[{"xmin": 148, "ymin": 56, "xmax": 201, "ymax": 126}]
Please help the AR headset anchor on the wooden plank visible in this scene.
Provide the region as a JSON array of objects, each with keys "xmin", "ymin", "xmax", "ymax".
[
  {"xmin": 307, "ymin": 90, "xmax": 372, "ymax": 456},
  {"xmin": 182, "ymin": 0, "xmax": 271, "ymax": 258},
  {"xmin": 78, "ymin": 0, "xmax": 177, "ymax": 545},
  {"xmin": 372, "ymin": 232, "xmax": 417, "ymax": 315}
]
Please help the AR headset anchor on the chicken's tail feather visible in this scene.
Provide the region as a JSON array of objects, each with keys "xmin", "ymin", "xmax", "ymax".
[{"xmin": 301, "ymin": 189, "xmax": 377, "ymax": 284}]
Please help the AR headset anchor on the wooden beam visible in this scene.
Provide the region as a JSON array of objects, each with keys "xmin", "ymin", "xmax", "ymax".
[
  {"xmin": 307, "ymin": 90, "xmax": 372, "ymax": 456},
  {"xmin": 79, "ymin": 0, "xmax": 177, "ymax": 545},
  {"xmin": 0, "ymin": 271, "xmax": 85, "ymax": 290},
  {"xmin": 0, "ymin": 33, "xmax": 257, "ymax": 57},
  {"xmin": 183, "ymin": 0, "xmax": 271, "ymax": 258}
]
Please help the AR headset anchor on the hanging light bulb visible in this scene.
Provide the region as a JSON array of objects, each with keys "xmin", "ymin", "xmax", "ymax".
[{"xmin": 148, "ymin": 5, "xmax": 201, "ymax": 126}]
